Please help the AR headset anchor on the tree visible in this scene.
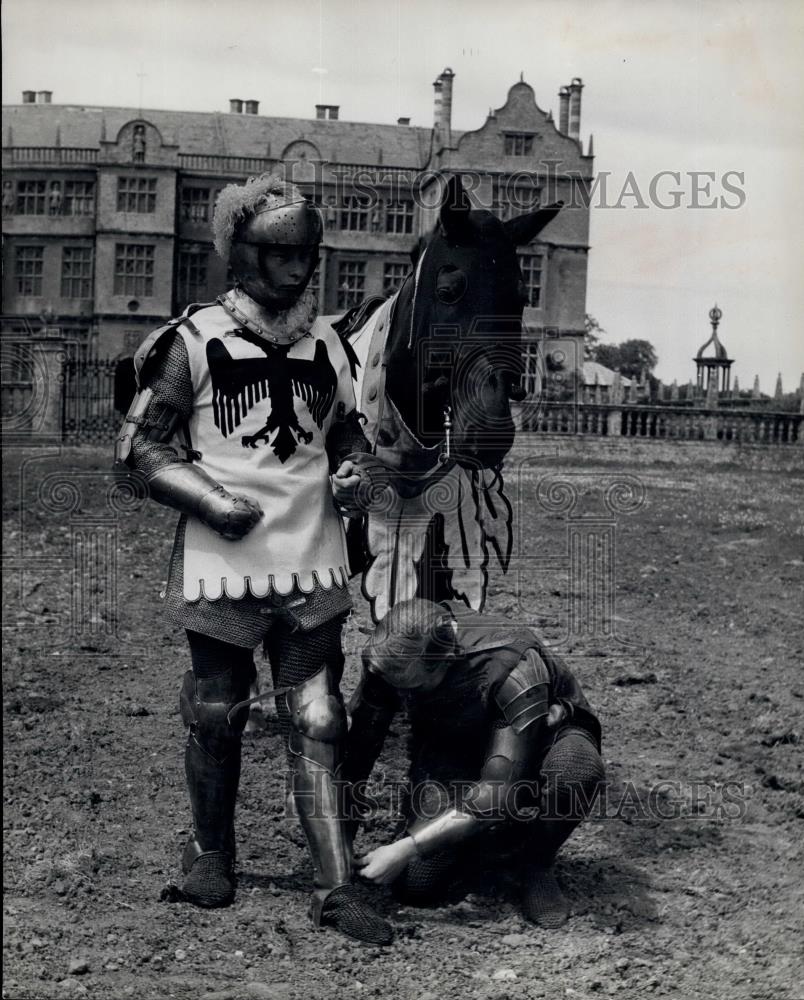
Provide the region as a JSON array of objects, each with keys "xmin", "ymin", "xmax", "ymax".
[
  {"xmin": 594, "ymin": 339, "xmax": 658, "ymax": 379},
  {"xmin": 584, "ymin": 314, "xmax": 605, "ymax": 360}
]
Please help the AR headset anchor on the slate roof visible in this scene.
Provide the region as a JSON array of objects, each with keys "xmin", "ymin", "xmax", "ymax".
[
  {"xmin": 2, "ymin": 103, "xmax": 442, "ymax": 168},
  {"xmin": 583, "ymin": 360, "xmax": 633, "ymax": 386}
]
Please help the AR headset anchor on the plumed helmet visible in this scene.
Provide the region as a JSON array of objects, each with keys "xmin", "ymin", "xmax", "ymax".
[
  {"xmin": 362, "ymin": 599, "xmax": 457, "ymax": 689},
  {"xmin": 236, "ymin": 196, "xmax": 323, "ymax": 247},
  {"xmin": 213, "ymin": 173, "xmax": 323, "ymax": 264}
]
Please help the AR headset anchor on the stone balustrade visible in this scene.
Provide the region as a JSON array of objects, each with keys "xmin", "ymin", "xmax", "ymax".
[
  {"xmin": 177, "ymin": 152, "xmax": 277, "ymax": 175},
  {"xmin": 517, "ymin": 401, "xmax": 803, "ymax": 445},
  {"xmin": 4, "ymin": 146, "xmax": 98, "ymax": 165}
]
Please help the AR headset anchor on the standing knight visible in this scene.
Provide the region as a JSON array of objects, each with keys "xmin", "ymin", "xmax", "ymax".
[{"xmin": 115, "ymin": 174, "xmax": 392, "ymax": 944}]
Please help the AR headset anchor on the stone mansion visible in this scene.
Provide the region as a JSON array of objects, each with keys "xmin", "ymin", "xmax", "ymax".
[{"xmin": 1, "ymin": 71, "xmax": 593, "ymax": 362}]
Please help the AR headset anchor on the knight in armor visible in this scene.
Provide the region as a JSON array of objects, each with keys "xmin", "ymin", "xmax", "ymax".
[
  {"xmin": 114, "ymin": 174, "xmax": 392, "ymax": 944},
  {"xmin": 346, "ymin": 599, "xmax": 605, "ymax": 928}
]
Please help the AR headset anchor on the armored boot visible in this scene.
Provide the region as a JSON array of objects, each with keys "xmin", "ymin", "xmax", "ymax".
[
  {"xmin": 287, "ymin": 666, "xmax": 393, "ymax": 944},
  {"xmin": 179, "ymin": 668, "xmax": 250, "ymax": 908}
]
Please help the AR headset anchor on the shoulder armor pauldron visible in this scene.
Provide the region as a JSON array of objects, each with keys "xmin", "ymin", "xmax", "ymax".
[
  {"xmin": 494, "ymin": 648, "xmax": 550, "ymax": 735},
  {"xmin": 133, "ymin": 312, "xmax": 203, "ymax": 388}
]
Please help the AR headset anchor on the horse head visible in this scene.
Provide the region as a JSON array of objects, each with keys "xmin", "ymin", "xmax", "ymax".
[{"xmin": 384, "ymin": 175, "xmax": 562, "ymax": 470}]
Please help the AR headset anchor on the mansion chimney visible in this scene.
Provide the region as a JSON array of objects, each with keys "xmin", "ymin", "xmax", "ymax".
[
  {"xmin": 558, "ymin": 86, "xmax": 570, "ymax": 133},
  {"xmin": 244, "ymin": 100, "xmax": 259, "ymax": 115},
  {"xmin": 22, "ymin": 90, "xmax": 36, "ymax": 104},
  {"xmin": 229, "ymin": 98, "xmax": 243, "ymax": 113},
  {"xmin": 433, "ymin": 67, "xmax": 455, "ymax": 147},
  {"xmin": 568, "ymin": 77, "xmax": 583, "ymax": 140},
  {"xmin": 315, "ymin": 104, "xmax": 340, "ymax": 120}
]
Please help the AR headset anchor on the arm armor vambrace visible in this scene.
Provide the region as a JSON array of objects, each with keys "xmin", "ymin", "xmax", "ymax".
[
  {"xmin": 409, "ymin": 754, "xmax": 527, "ymax": 857},
  {"xmin": 409, "ymin": 772, "xmax": 517, "ymax": 857},
  {"xmin": 410, "ymin": 708, "xmax": 541, "ymax": 857},
  {"xmin": 115, "ymin": 387, "xmax": 230, "ymax": 518},
  {"xmin": 143, "ymin": 463, "xmax": 238, "ymax": 520},
  {"xmin": 410, "ymin": 807, "xmax": 479, "ymax": 857},
  {"xmin": 409, "ymin": 771, "xmax": 532, "ymax": 857}
]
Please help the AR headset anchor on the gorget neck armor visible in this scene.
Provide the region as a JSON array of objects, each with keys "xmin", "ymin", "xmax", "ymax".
[{"xmin": 219, "ymin": 286, "xmax": 318, "ymax": 347}]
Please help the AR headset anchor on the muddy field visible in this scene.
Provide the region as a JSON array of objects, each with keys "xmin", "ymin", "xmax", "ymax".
[{"xmin": 3, "ymin": 441, "xmax": 803, "ymax": 1000}]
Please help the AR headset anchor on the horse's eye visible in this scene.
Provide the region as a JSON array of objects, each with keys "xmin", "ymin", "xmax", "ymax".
[{"xmin": 436, "ymin": 266, "xmax": 467, "ymax": 304}]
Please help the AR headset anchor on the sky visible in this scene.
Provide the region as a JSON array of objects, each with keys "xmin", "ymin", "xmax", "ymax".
[{"xmin": 3, "ymin": 0, "xmax": 803, "ymax": 391}]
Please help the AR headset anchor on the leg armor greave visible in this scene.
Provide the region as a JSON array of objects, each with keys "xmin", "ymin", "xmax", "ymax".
[
  {"xmin": 179, "ymin": 667, "xmax": 252, "ymax": 868},
  {"xmin": 286, "ymin": 664, "xmax": 351, "ymax": 924}
]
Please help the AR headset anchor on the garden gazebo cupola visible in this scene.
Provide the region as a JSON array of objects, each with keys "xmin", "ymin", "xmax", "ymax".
[{"xmin": 695, "ymin": 305, "xmax": 733, "ymax": 394}]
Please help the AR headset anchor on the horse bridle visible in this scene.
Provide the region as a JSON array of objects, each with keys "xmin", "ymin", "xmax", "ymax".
[{"xmin": 400, "ymin": 238, "xmax": 519, "ymax": 472}]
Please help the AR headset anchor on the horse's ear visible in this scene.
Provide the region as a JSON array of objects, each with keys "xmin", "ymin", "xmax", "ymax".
[
  {"xmin": 439, "ymin": 174, "xmax": 471, "ymax": 238},
  {"xmin": 503, "ymin": 202, "xmax": 563, "ymax": 246}
]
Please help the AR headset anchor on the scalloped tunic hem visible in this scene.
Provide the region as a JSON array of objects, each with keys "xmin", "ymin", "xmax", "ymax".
[{"xmin": 159, "ymin": 516, "xmax": 353, "ymax": 648}]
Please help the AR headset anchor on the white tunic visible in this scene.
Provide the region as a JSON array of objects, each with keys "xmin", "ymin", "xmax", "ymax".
[{"xmin": 176, "ymin": 303, "xmax": 353, "ymax": 601}]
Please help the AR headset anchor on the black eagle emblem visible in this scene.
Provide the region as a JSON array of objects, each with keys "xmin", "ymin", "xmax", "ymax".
[{"xmin": 206, "ymin": 335, "xmax": 338, "ymax": 462}]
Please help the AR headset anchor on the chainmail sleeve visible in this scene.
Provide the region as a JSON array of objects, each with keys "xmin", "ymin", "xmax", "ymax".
[{"xmin": 128, "ymin": 331, "xmax": 194, "ymax": 479}]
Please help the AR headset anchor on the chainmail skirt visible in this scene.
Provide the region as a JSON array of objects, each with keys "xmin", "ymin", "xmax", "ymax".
[{"xmin": 162, "ymin": 515, "xmax": 352, "ymax": 647}]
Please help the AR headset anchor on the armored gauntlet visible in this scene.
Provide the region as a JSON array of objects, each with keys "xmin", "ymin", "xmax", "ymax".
[{"xmin": 149, "ymin": 464, "xmax": 263, "ymax": 540}]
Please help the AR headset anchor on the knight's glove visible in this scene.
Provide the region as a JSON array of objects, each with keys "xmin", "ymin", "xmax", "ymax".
[
  {"xmin": 147, "ymin": 463, "xmax": 263, "ymax": 540},
  {"xmin": 197, "ymin": 485, "xmax": 263, "ymax": 540}
]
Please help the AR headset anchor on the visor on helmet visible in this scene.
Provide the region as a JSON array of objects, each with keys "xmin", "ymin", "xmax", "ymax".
[{"xmin": 235, "ymin": 199, "xmax": 323, "ymax": 248}]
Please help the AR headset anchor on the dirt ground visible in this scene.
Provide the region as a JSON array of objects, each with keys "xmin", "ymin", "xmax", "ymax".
[{"xmin": 3, "ymin": 441, "xmax": 803, "ymax": 1000}]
